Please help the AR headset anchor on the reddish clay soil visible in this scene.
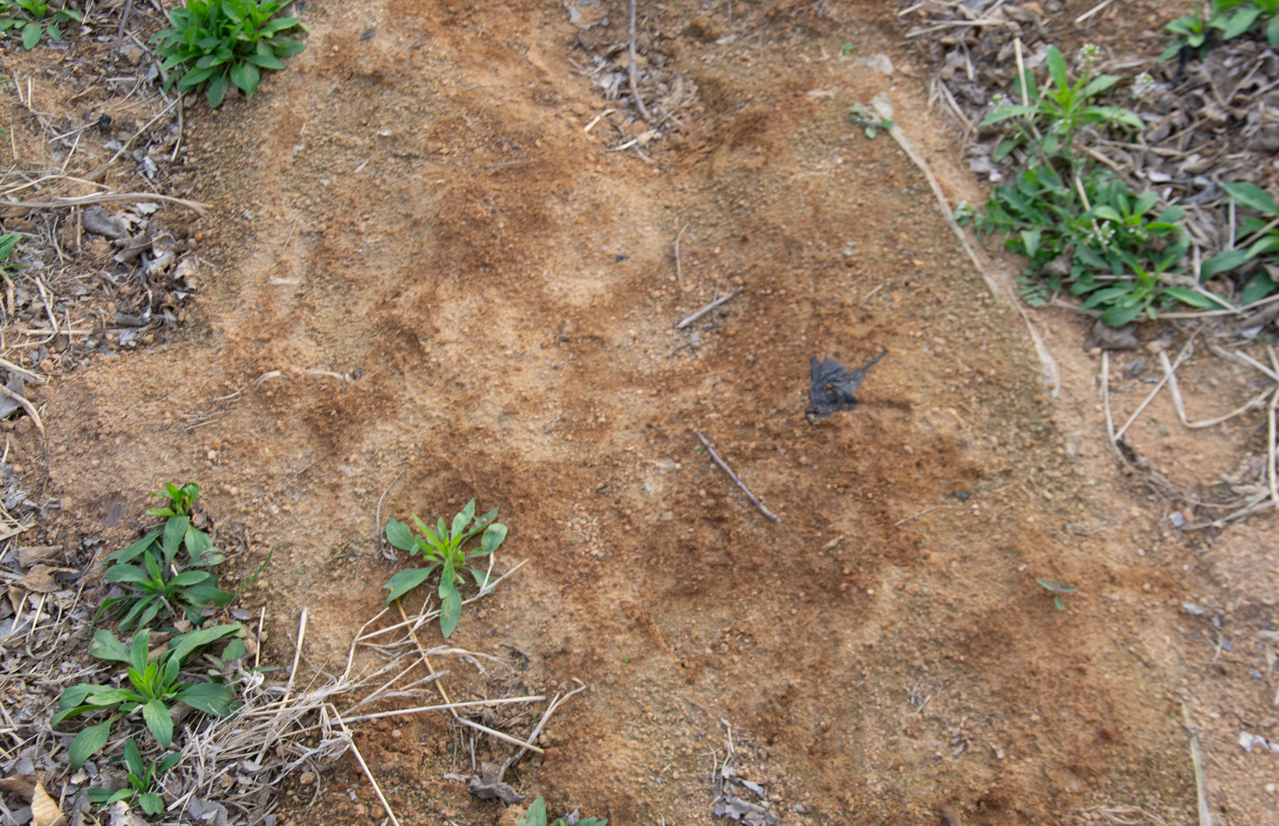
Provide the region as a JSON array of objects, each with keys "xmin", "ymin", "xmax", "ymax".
[{"xmin": 13, "ymin": 0, "xmax": 1279, "ymax": 825}]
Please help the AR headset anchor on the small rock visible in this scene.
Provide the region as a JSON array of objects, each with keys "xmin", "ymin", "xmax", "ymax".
[
  {"xmin": 856, "ymin": 53, "xmax": 893, "ymax": 75},
  {"xmin": 299, "ymin": 772, "xmax": 315, "ymax": 785}
]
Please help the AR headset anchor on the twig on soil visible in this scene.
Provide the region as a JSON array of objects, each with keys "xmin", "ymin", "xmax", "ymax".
[
  {"xmin": 497, "ymin": 680, "xmax": 587, "ymax": 783},
  {"xmin": 894, "ymin": 505, "xmax": 943, "ymax": 526},
  {"xmin": 334, "ymin": 708, "xmax": 403, "ymax": 826},
  {"xmin": 674, "ymin": 223, "xmax": 688, "ymax": 287},
  {"xmin": 0, "ymin": 358, "xmax": 46, "ymax": 384},
  {"xmin": 694, "ymin": 430, "xmax": 780, "ymax": 523},
  {"xmin": 1180, "ymin": 702, "xmax": 1213, "ymax": 826},
  {"xmin": 1075, "ymin": 0, "xmax": 1119, "ymax": 24},
  {"xmin": 1102, "ymin": 350, "xmax": 1116, "ymax": 443},
  {"xmin": 0, "ymin": 191, "xmax": 209, "ymax": 215},
  {"xmin": 0, "ymin": 384, "xmax": 43, "ymax": 437},
  {"xmin": 583, "ymin": 109, "xmax": 615, "ymax": 132},
  {"xmin": 1114, "ymin": 341, "xmax": 1193, "ymax": 440},
  {"xmin": 375, "ymin": 466, "xmax": 408, "ymax": 554},
  {"xmin": 1159, "ymin": 349, "xmax": 1275, "ymax": 429},
  {"xmin": 283, "ymin": 607, "xmax": 308, "ymax": 705},
  {"xmin": 341, "ymin": 696, "xmax": 546, "ymax": 725},
  {"xmin": 676, "ymin": 287, "xmax": 742, "ymax": 329},
  {"xmin": 628, "ymin": 0, "xmax": 651, "ymax": 121}
]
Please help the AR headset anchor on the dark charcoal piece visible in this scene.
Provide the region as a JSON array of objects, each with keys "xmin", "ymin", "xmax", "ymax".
[{"xmin": 805, "ymin": 350, "xmax": 886, "ymax": 424}]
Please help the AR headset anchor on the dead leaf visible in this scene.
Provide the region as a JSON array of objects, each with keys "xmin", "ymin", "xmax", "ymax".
[
  {"xmin": 16, "ymin": 546, "xmax": 60, "ymax": 566},
  {"xmin": 32, "ymin": 781, "xmax": 66, "ymax": 826},
  {"xmin": 0, "ymin": 773, "xmax": 37, "ymax": 798},
  {"xmin": 108, "ymin": 801, "xmax": 148, "ymax": 826},
  {"xmin": 15, "ymin": 565, "xmax": 80, "ymax": 594}
]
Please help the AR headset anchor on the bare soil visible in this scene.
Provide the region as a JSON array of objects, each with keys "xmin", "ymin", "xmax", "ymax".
[{"xmin": 9, "ymin": 0, "xmax": 1279, "ymax": 825}]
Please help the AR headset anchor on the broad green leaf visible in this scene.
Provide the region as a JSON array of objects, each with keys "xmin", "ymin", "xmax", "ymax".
[
  {"xmin": 477, "ymin": 522, "xmax": 507, "ymax": 557},
  {"xmin": 181, "ymin": 584, "xmax": 233, "ymax": 606},
  {"xmin": 451, "ymin": 499, "xmax": 476, "ymax": 540},
  {"xmin": 69, "ymin": 718, "xmax": 115, "ymax": 770},
  {"xmin": 1161, "ymin": 286, "xmax": 1219, "ymax": 309},
  {"xmin": 1268, "ymin": 14, "xmax": 1279, "ymax": 46},
  {"xmin": 105, "ymin": 564, "xmax": 150, "ymax": 584},
  {"xmin": 207, "ymin": 71, "xmax": 229, "ymax": 107},
  {"xmin": 1101, "ymin": 301, "xmax": 1146, "ymax": 326},
  {"xmin": 439, "ymin": 583, "xmax": 462, "ymax": 638},
  {"xmin": 1153, "ymin": 205, "xmax": 1186, "ymax": 224},
  {"xmin": 1045, "ymin": 45, "xmax": 1068, "ymax": 90},
  {"xmin": 141, "ymin": 793, "xmax": 165, "ymax": 815},
  {"xmin": 46, "ymin": 21, "xmax": 59, "ymax": 41},
  {"xmin": 163, "ymin": 516, "xmax": 190, "ymax": 555},
  {"xmin": 185, "ymin": 526, "xmax": 213, "ymax": 561},
  {"xmin": 123, "ymin": 738, "xmax": 145, "ymax": 778},
  {"xmin": 170, "ymin": 623, "xmax": 242, "ymax": 665},
  {"xmin": 178, "ymin": 65, "xmax": 217, "ymax": 90},
  {"xmin": 159, "ymin": 752, "xmax": 183, "ymax": 772},
  {"xmin": 1222, "ymin": 181, "xmax": 1279, "ymax": 215},
  {"xmin": 248, "ymin": 52, "xmax": 286, "ymax": 69},
  {"xmin": 142, "ymin": 699, "xmax": 174, "ymax": 747},
  {"xmin": 469, "ymin": 567, "xmax": 491, "ymax": 588},
  {"xmin": 1133, "ymin": 191, "xmax": 1158, "ymax": 216},
  {"xmin": 58, "ymin": 683, "xmax": 104, "ymax": 712},
  {"xmin": 519, "ymin": 797, "xmax": 548, "ymax": 826},
  {"xmin": 1200, "ymin": 248, "xmax": 1253, "ymax": 281},
  {"xmin": 229, "ymin": 61, "xmax": 260, "ymax": 97},
  {"xmin": 1222, "ymin": 6, "xmax": 1261, "ymax": 38},
  {"xmin": 130, "ymin": 627, "xmax": 152, "ymax": 671},
  {"xmin": 383, "ymin": 567, "xmax": 433, "ymax": 604},
  {"xmin": 386, "ymin": 518, "xmax": 415, "ymax": 551},
  {"xmin": 1242, "ymin": 270, "xmax": 1279, "ymax": 305},
  {"xmin": 1019, "ymin": 227, "xmax": 1042, "ymax": 258},
  {"xmin": 1092, "ymin": 206, "xmax": 1123, "ymax": 222},
  {"xmin": 273, "ymin": 38, "xmax": 306, "ymax": 57},
  {"xmin": 992, "ymin": 138, "xmax": 1021, "ymax": 162},
  {"xmin": 89, "ymin": 629, "xmax": 133, "ymax": 663},
  {"xmin": 1081, "ymin": 74, "xmax": 1122, "ymax": 97},
  {"xmin": 175, "ymin": 681, "xmax": 233, "ymax": 716},
  {"xmin": 85, "ymin": 688, "xmax": 139, "ymax": 707},
  {"xmin": 21, "ymin": 21, "xmax": 40, "ymax": 49},
  {"xmin": 1085, "ymin": 106, "xmax": 1145, "ymax": 130},
  {"xmin": 171, "ymin": 570, "xmax": 213, "ymax": 587}
]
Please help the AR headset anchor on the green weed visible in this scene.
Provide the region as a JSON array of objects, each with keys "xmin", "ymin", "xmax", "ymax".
[
  {"xmin": 53, "ymin": 624, "xmax": 243, "ymax": 768},
  {"xmin": 87, "ymin": 738, "xmax": 181, "ymax": 815},
  {"xmin": 1163, "ymin": 0, "xmax": 1279, "ymax": 58},
  {"xmin": 518, "ymin": 796, "xmax": 608, "ymax": 826},
  {"xmin": 97, "ymin": 483, "xmax": 232, "ymax": 631},
  {"xmin": 0, "ymin": 0, "xmax": 81, "ymax": 49},
  {"xmin": 848, "ymin": 104, "xmax": 893, "ymax": 139},
  {"xmin": 1201, "ymin": 182, "xmax": 1279, "ymax": 305},
  {"xmin": 1036, "ymin": 578, "xmax": 1078, "ymax": 611},
  {"xmin": 383, "ymin": 498, "xmax": 508, "ymax": 638},
  {"xmin": 151, "ymin": 0, "xmax": 306, "ymax": 108}
]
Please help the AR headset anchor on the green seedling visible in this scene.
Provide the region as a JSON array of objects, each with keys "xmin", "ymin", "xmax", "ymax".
[
  {"xmin": 87, "ymin": 739, "xmax": 181, "ymax": 815},
  {"xmin": 1036, "ymin": 578, "xmax": 1078, "ymax": 611},
  {"xmin": 981, "ymin": 45, "xmax": 1142, "ymax": 165},
  {"xmin": 0, "ymin": 232, "xmax": 20, "ymax": 272},
  {"xmin": 518, "ymin": 796, "xmax": 607, "ymax": 826},
  {"xmin": 151, "ymin": 0, "xmax": 307, "ymax": 107},
  {"xmin": 1202, "ymin": 181, "xmax": 1279, "ymax": 305},
  {"xmin": 0, "ymin": 0, "xmax": 81, "ymax": 49},
  {"xmin": 841, "ymin": 42, "xmax": 854, "ymax": 55},
  {"xmin": 98, "ymin": 483, "xmax": 231, "ymax": 630},
  {"xmin": 848, "ymin": 104, "xmax": 892, "ymax": 138},
  {"xmin": 1161, "ymin": 8, "xmax": 1211, "ymax": 59},
  {"xmin": 383, "ymin": 498, "xmax": 508, "ymax": 637},
  {"xmin": 53, "ymin": 624, "xmax": 243, "ymax": 768}
]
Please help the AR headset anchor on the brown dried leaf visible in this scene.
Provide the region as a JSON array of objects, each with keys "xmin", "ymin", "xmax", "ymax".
[
  {"xmin": 0, "ymin": 773, "xmax": 37, "ymax": 799},
  {"xmin": 16, "ymin": 545, "xmax": 60, "ymax": 567},
  {"xmin": 31, "ymin": 781, "xmax": 66, "ymax": 826},
  {"xmin": 15, "ymin": 565, "xmax": 77, "ymax": 594}
]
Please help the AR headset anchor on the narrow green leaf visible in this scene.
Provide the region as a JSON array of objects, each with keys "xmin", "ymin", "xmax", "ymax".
[
  {"xmin": 1161, "ymin": 286, "xmax": 1218, "ymax": 309},
  {"xmin": 1222, "ymin": 181, "xmax": 1279, "ymax": 215},
  {"xmin": 1200, "ymin": 248, "xmax": 1253, "ymax": 281},
  {"xmin": 89, "ymin": 628, "xmax": 133, "ymax": 663},
  {"xmin": 1222, "ymin": 6, "xmax": 1262, "ymax": 38},
  {"xmin": 69, "ymin": 718, "xmax": 115, "ymax": 770},
  {"xmin": 206, "ymin": 71, "xmax": 229, "ymax": 107},
  {"xmin": 1242, "ymin": 270, "xmax": 1279, "ymax": 305},
  {"xmin": 123, "ymin": 738, "xmax": 145, "ymax": 778},
  {"xmin": 439, "ymin": 584, "xmax": 462, "ymax": 638},
  {"xmin": 163, "ymin": 516, "xmax": 190, "ymax": 555},
  {"xmin": 170, "ymin": 623, "xmax": 242, "ymax": 665},
  {"xmin": 175, "ymin": 681, "xmax": 233, "ymax": 716},
  {"xmin": 105, "ymin": 564, "xmax": 150, "ymax": 583},
  {"xmin": 1045, "ymin": 45, "xmax": 1068, "ymax": 90}
]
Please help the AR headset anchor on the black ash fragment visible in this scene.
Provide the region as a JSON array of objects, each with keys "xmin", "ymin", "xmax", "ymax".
[{"xmin": 805, "ymin": 350, "xmax": 886, "ymax": 424}]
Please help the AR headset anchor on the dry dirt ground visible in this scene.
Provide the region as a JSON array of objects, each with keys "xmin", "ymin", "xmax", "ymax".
[{"xmin": 7, "ymin": 0, "xmax": 1279, "ymax": 824}]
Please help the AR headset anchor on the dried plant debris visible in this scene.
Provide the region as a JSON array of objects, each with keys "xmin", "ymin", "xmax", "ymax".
[{"xmin": 805, "ymin": 351, "xmax": 887, "ymax": 424}]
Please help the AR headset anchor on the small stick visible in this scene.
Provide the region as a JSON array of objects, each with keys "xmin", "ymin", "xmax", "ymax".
[
  {"xmin": 674, "ymin": 223, "xmax": 688, "ymax": 287},
  {"xmin": 0, "ymin": 384, "xmax": 43, "ymax": 437},
  {"xmin": 628, "ymin": 0, "xmax": 651, "ymax": 121},
  {"xmin": 171, "ymin": 94, "xmax": 184, "ymax": 162},
  {"xmin": 395, "ymin": 599, "xmax": 458, "ymax": 714},
  {"xmin": 375, "ymin": 466, "xmax": 408, "ymax": 550},
  {"xmin": 1101, "ymin": 351, "xmax": 1116, "ymax": 443},
  {"xmin": 1014, "ymin": 38, "xmax": 1030, "ymax": 108},
  {"xmin": 1180, "ymin": 702, "xmax": 1213, "ymax": 826},
  {"xmin": 894, "ymin": 505, "xmax": 942, "ymax": 527},
  {"xmin": 1115, "ymin": 342, "xmax": 1194, "ymax": 440},
  {"xmin": 1160, "ymin": 350, "xmax": 1273, "ymax": 429},
  {"xmin": 1074, "ymin": 0, "xmax": 1117, "ymax": 24},
  {"xmin": 342, "ymin": 696, "xmax": 546, "ymax": 724},
  {"xmin": 335, "ymin": 708, "xmax": 403, "ymax": 826},
  {"xmin": 453, "ymin": 716, "xmax": 545, "ymax": 752},
  {"xmin": 0, "ymin": 358, "xmax": 46, "ymax": 384},
  {"xmin": 254, "ymin": 606, "xmax": 266, "ymax": 671},
  {"xmin": 694, "ymin": 431, "xmax": 780, "ymax": 523},
  {"xmin": 0, "ymin": 191, "xmax": 209, "ymax": 215},
  {"xmin": 283, "ymin": 607, "xmax": 308, "ymax": 704},
  {"xmin": 583, "ymin": 109, "xmax": 615, "ymax": 133},
  {"xmin": 498, "ymin": 681, "xmax": 586, "ymax": 782},
  {"xmin": 676, "ymin": 286, "xmax": 743, "ymax": 329},
  {"xmin": 279, "ymin": 216, "xmax": 299, "ymax": 254}
]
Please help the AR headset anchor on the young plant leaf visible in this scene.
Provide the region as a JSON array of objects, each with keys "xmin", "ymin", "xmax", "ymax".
[
  {"xmin": 383, "ymin": 566, "xmax": 433, "ymax": 605},
  {"xmin": 68, "ymin": 718, "xmax": 115, "ymax": 770}
]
